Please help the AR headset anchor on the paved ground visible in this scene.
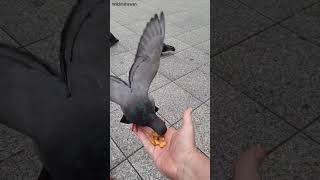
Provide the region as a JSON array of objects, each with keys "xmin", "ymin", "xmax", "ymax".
[
  {"xmin": 4, "ymin": 0, "xmax": 319, "ymax": 179},
  {"xmin": 110, "ymin": 0, "xmax": 210, "ymax": 179},
  {"xmin": 213, "ymin": 0, "xmax": 320, "ymax": 179},
  {"xmin": 0, "ymin": 0, "xmax": 210, "ymax": 179},
  {"xmin": 0, "ymin": 1, "xmax": 77, "ymax": 179}
]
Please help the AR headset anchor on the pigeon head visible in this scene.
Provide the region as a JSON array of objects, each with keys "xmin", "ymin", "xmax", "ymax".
[
  {"xmin": 148, "ymin": 113, "xmax": 167, "ymax": 135},
  {"xmin": 127, "ymin": 99, "xmax": 167, "ymax": 135},
  {"xmin": 110, "ymin": 12, "xmax": 168, "ymax": 135}
]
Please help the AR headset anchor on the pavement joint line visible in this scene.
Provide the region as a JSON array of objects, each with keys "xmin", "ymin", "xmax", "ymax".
[
  {"xmin": 279, "ymin": 24, "xmax": 320, "ymax": 48},
  {"xmin": 110, "ymin": 146, "xmax": 143, "ymax": 171},
  {"xmin": 212, "ymin": 71, "xmax": 302, "ymax": 132},
  {"xmin": 171, "ymin": 79, "xmax": 208, "ymax": 104},
  {"xmin": 237, "ymin": 0, "xmax": 320, "ymax": 49},
  {"xmin": 211, "ymin": 0, "xmax": 317, "ymax": 59},
  {"xmin": 171, "ymin": 65, "xmax": 210, "ymax": 101},
  {"xmin": 17, "ymin": 46, "xmax": 60, "ymax": 77},
  {"xmin": 126, "ymin": 156, "xmax": 144, "ymax": 179},
  {"xmin": 237, "ymin": 0, "xmax": 320, "ymax": 23},
  {"xmin": 302, "ymin": 132, "xmax": 320, "ymax": 146},
  {"xmin": 110, "ymin": 136, "xmax": 130, "ymax": 170},
  {"xmin": 0, "ymin": 149, "xmax": 25, "ymax": 165},
  {"xmin": 266, "ymin": 131, "xmax": 300, "ymax": 156},
  {"xmin": 19, "ymin": 32, "xmax": 57, "ymax": 48},
  {"xmin": 111, "ymin": 133, "xmax": 143, "ymax": 178},
  {"xmin": 212, "ymin": 22, "xmax": 278, "ymax": 58},
  {"xmin": 156, "ymin": 99, "xmax": 207, "ymax": 128},
  {"xmin": 119, "ymin": 17, "xmax": 209, "ymax": 41},
  {"xmin": 299, "ymin": 114, "xmax": 320, "ymax": 132},
  {"xmin": 168, "ymin": 100, "xmax": 208, "ymax": 128},
  {"xmin": 0, "ymin": 26, "xmax": 24, "ymax": 47}
]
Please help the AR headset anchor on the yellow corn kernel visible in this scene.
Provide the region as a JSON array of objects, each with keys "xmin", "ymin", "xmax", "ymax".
[
  {"xmin": 159, "ymin": 141, "xmax": 166, "ymax": 148},
  {"xmin": 152, "ymin": 132, "xmax": 159, "ymax": 137},
  {"xmin": 155, "ymin": 139, "xmax": 160, "ymax": 145},
  {"xmin": 153, "ymin": 139, "xmax": 157, "ymax": 145}
]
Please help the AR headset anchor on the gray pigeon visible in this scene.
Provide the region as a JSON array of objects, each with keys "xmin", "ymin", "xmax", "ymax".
[{"xmin": 110, "ymin": 12, "xmax": 167, "ymax": 135}]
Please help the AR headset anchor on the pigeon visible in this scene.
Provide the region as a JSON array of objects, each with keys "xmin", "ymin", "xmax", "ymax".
[
  {"xmin": 109, "ymin": 33, "xmax": 119, "ymax": 46},
  {"xmin": 110, "ymin": 12, "xmax": 167, "ymax": 135},
  {"xmin": 0, "ymin": 0, "xmax": 108, "ymax": 179},
  {"xmin": 109, "ymin": 32, "xmax": 175, "ymax": 53},
  {"xmin": 162, "ymin": 43, "xmax": 175, "ymax": 53}
]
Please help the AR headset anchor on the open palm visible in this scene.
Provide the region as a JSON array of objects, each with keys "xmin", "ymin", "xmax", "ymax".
[{"xmin": 132, "ymin": 108, "xmax": 197, "ymax": 180}]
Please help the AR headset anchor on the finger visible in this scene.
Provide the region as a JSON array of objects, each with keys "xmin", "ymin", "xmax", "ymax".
[
  {"xmin": 134, "ymin": 125, "xmax": 154, "ymax": 154},
  {"xmin": 140, "ymin": 126, "xmax": 154, "ymax": 138},
  {"xmin": 255, "ymin": 145, "xmax": 267, "ymax": 166},
  {"xmin": 132, "ymin": 124, "xmax": 138, "ymax": 132},
  {"xmin": 164, "ymin": 128, "xmax": 176, "ymax": 142},
  {"xmin": 182, "ymin": 107, "xmax": 193, "ymax": 131}
]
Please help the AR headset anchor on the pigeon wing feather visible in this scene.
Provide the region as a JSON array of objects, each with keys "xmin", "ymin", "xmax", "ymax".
[
  {"xmin": 110, "ymin": 75, "xmax": 131, "ymax": 107},
  {"xmin": 128, "ymin": 12, "xmax": 165, "ymax": 94}
]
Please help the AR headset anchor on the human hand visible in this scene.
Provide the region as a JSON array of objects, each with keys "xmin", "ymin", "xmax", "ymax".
[{"xmin": 132, "ymin": 108, "xmax": 201, "ymax": 180}]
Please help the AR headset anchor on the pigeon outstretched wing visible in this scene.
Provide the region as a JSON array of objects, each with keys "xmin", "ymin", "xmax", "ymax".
[
  {"xmin": 60, "ymin": 0, "xmax": 107, "ymax": 95},
  {"xmin": 110, "ymin": 75, "xmax": 131, "ymax": 107},
  {"xmin": 128, "ymin": 12, "xmax": 165, "ymax": 94},
  {"xmin": 0, "ymin": 45, "xmax": 67, "ymax": 138}
]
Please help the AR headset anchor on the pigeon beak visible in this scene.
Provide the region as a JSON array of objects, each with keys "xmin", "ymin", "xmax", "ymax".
[{"xmin": 148, "ymin": 116, "xmax": 167, "ymax": 136}]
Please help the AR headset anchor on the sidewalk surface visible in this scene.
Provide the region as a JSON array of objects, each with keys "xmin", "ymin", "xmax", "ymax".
[
  {"xmin": 0, "ymin": 0, "xmax": 210, "ymax": 179},
  {"xmin": 110, "ymin": 0, "xmax": 210, "ymax": 179},
  {"xmin": 213, "ymin": 0, "xmax": 320, "ymax": 179}
]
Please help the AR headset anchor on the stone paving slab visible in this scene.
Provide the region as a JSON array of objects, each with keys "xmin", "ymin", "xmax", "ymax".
[
  {"xmin": 110, "ymin": 138, "xmax": 125, "ymax": 169},
  {"xmin": 194, "ymin": 40, "xmax": 210, "ymax": 55},
  {"xmin": 110, "ymin": 160, "xmax": 142, "ymax": 180},
  {"xmin": 175, "ymin": 69, "xmax": 210, "ymax": 102},
  {"xmin": 212, "ymin": 94, "xmax": 297, "ymax": 179},
  {"xmin": 281, "ymin": 2, "xmax": 320, "ymax": 46},
  {"xmin": 24, "ymin": 33, "xmax": 61, "ymax": 74},
  {"xmin": 0, "ymin": 125, "xmax": 31, "ymax": 161},
  {"xmin": 128, "ymin": 148, "xmax": 168, "ymax": 180},
  {"xmin": 213, "ymin": 25, "xmax": 320, "ymax": 128},
  {"xmin": 150, "ymin": 82, "xmax": 203, "ymax": 125},
  {"xmin": 110, "ymin": 52, "xmax": 135, "ymax": 76},
  {"xmin": 176, "ymin": 25, "xmax": 210, "ymax": 46},
  {"xmin": 0, "ymin": 139, "xmax": 41, "ymax": 180},
  {"xmin": 239, "ymin": 0, "xmax": 318, "ymax": 21},
  {"xmin": 159, "ymin": 48, "xmax": 210, "ymax": 81},
  {"xmin": 304, "ymin": 120, "xmax": 320, "ymax": 143},
  {"xmin": 110, "ymin": 109, "xmax": 143, "ymax": 156},
  {"xmin": 261, "ymin": 134, "xmax": 320, "ymax": 179},
  {"xmin": 0, "ymin": 0, "xmax": 76, "ymax": 45},
  {"xmin": 174, "ymin": 103, "xmax": 210, "ymax": 157},
  {"xmin": 110, "ymin": 0, "xmax": 210, "ymax": 179},
  {"xmin": 0, "ymin": 28, "xmax": 18, "ymax": 47},
  {"xmin": 212, "ymin": 74, "xmax": 240, "ymax": 105},
  {"xmin": 212, "ymin": 0, "xmax": 272, "ymax": 55},
  {"xmin": 0, "ymin": 157, "xmax": 22, "ymax": 180}
]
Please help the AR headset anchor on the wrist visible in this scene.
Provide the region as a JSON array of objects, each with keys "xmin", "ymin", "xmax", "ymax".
[{"xmin": 176, "ymin": 148, "xmax": 204, "ymax": 180}]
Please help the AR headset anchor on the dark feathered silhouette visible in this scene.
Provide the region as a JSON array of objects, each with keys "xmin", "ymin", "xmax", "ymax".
[
  {"xmin": 109, "ymin": 33, "xmax": 119, "ymax": 46},
  {"xmin": 0, "ymin": 0, "xmax": 108, "ymax": 179},
  {"xmin": 162, "ymin": 43, "xmax": 175, "ymax": 53},
  {"xmin": 110, "ymin": 12, "xmax": 167, "ymax": 135}
]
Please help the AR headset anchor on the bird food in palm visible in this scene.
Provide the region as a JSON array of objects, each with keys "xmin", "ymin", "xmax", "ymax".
[{"xmin": 151, "ymin": 131, "xmax": 166, "ymax": 148}]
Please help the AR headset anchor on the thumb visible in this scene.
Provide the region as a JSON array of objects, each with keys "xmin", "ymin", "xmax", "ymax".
[
  {"xmin": 182, "ymin": 107, "xmax": 193, "ymax": 132},
  {"xmin": 132, "ymin": 124, "xmax": 154, "ymax": 155}
]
